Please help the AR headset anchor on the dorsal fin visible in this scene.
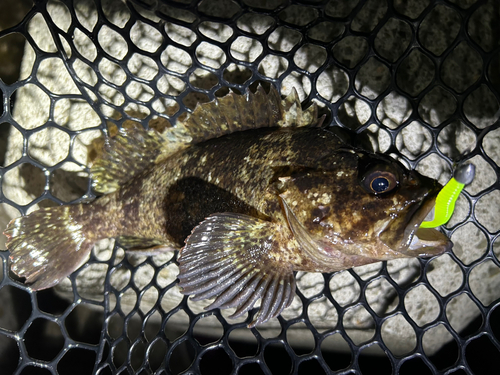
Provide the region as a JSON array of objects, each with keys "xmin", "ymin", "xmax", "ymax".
[
  {"xmin": 90, "ymin": 85, "xmax": 324, "ymax": 193},
  {"xmin": 156, "ymin": 85, "xmax": 324, "ymax": 162},
  {"xmin": 90, "ymin": 126, "xmax": 165, "ymax": 193}
]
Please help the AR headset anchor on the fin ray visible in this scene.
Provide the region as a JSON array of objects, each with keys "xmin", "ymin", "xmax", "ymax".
[
  {"xmin": 218, "ymin": 274, "xmax": 260, "ymax": 310},
  {"xmin": 205, "ymin": 269, "xmax": 258, "ymax": 310},
  {"xmin": 229, "ymin": 278, "xmax": 270, "ymax": 320}
]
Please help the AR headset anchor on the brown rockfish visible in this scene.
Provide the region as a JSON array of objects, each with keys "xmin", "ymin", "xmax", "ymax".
[{"xmin": 3, "ymin": 86, "xmax": 452, "ymax": 326}]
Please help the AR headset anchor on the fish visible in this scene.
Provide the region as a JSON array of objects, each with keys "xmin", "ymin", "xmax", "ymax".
[{"xmin": 3, "ymin": 85, "xmax": 452, "ymax": 327}]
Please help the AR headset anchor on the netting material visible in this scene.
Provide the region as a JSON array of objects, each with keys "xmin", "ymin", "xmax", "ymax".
[{"xmin": 0, "ymin": 0, "xmax": 499, "ymax": 374}]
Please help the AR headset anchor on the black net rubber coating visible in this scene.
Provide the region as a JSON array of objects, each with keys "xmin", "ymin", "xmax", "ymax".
[{"xmin": 0, "ymin": 0, "xmax": 499, "ymax": 374}]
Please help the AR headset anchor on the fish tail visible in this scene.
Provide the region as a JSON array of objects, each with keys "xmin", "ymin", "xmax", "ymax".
[{"xmin": 3, "ymin": 204, "xmax": 96, "ymax": 290}]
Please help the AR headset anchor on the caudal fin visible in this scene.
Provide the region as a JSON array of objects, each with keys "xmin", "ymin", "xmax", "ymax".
[{"xmin": 3, "ymin": 205, "xmax": 94, "ymax": 290}]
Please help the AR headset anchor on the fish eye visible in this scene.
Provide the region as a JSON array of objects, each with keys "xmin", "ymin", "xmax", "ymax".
[
  {"xmin": 371, "ymin": 177, "xmax": 390, "ymax": 192},
  {"xmin": 361, "ymin": 169, "xmax": 399, "ymax": 195}
]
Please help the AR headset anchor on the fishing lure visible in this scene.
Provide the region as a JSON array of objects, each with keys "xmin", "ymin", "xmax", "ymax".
[{"xmin": 420, "ymin": 163, "xmax": 475, "ymax": 228}]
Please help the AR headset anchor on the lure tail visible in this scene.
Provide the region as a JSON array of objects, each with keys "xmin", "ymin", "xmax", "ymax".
[
  {"xmin": 3, "ymin": 204, "xmax": 95, "ymax": 290},
  {"xmin": 420, "ymin": 163, "xmax": 475, "ymax": 229}
]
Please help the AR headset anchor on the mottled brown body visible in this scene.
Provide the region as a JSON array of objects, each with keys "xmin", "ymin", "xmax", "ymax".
[{"xmin": 4, "ymin": 86, "xmax": 452, "ymax": 326}]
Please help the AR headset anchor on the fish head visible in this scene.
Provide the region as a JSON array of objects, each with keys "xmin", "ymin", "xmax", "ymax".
[{"xmin": 278, "ymin": 150, "xmax": 452, "ymax": 271}]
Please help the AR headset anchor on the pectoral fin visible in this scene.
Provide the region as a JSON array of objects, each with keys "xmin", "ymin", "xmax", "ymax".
[{"xmin": 177, "ymin": 213, "xmax": 295, "ymax": 327}]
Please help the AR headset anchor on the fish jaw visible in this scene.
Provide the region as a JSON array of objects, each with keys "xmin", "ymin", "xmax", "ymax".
[{"xmin": 399, "ymin": 194, "xmax": 453, "ymax": 257}]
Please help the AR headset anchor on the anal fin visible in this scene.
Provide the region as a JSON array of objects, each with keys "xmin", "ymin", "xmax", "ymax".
[{"xmin": 177, "ymin": 213, "xmax": 295, "ymax": 327}]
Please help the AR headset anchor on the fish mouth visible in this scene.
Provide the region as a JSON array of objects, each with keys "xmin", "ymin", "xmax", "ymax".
[{"xmin": 401, "ymin": 194, "xmax": 453, "ymax": 257}]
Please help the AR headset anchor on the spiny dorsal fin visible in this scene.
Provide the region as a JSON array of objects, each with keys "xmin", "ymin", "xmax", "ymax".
[{"xmin": 156, "ymin": 85, "xmax": 324, "ymax": 162}]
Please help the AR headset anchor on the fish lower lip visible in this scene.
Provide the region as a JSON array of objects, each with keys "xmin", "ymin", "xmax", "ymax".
[
  {"xmin": 408, "ymin": 228, "xmax": 453, "ymax": 256},
  {"xmin": 403, "ymin": 192, "xmax": 452, "ymax": 255},
  {"xmin": 423, "ymin": 206, "xmax": 435, "ymax": 222},
  {"xmin": 408, "ymin": 194, "xmax": 437, "ymax": 233}
]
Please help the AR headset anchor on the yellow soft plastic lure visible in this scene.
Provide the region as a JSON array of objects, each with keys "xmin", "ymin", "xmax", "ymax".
[{"xmin": 420, "ymin": 163, "xmax": 475, "ymax": 228}]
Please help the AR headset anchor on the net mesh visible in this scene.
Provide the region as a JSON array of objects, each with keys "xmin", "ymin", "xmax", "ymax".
[{"xmin": 0, "ymin": 0, "xmax": 499, "ymax": 374}]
